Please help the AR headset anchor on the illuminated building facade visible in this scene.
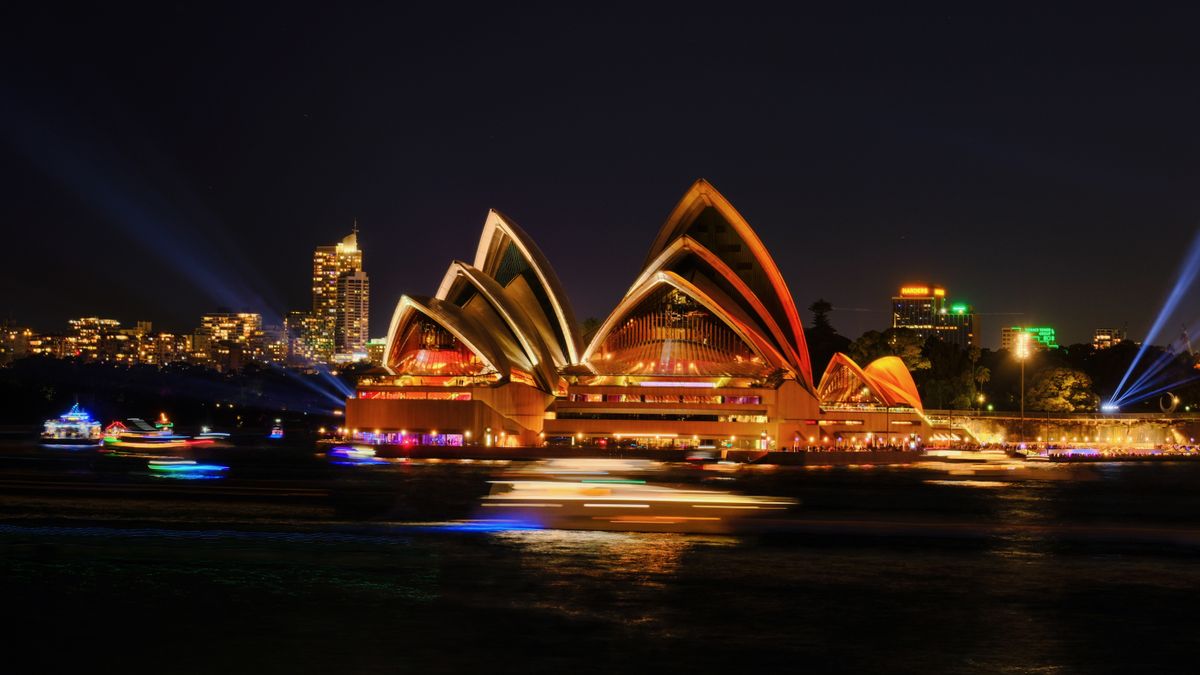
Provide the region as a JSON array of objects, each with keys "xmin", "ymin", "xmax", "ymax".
[
  {"xmin": 311, "ymin": 227, "xmax": 366, "ymax": 361},
  {"xmin": 119, "ymin": 321, "xmax": 153, "ymax": 339},
  {"xmin": 65, "ymin": 317, "xmax": 121, "ymax": 359},
  {"xmin": 262, "ymin": 324, "xmax": 289, "ymax": 364},
  {"xmin": 199, "ymin": 312, "xmax": 263, "ymax": 345},
  {"xmin": 348, "ymin": 181, "xmax": 930, "ymax": 448},
  {"xmin": 335, "ymin": 269, "xmax": 370, "ymax": 359},
  {"xmin": 135, "ymin": 332, "xmax": 190, "ymax": 366},
  {"xmin": 814, "ymin": 353, "xmax": 929, "ymax": 444},
  {"xmin": 197, "ymin": 312, "xmax": 264, "ymax": 370},
  {"xmin": 366, "ymin": 337, "xmax": 386, "ymax": 365},
  {"xmin": 1001, "ymin": 326, "xmax": 1058, "ymax": 351},
  {"xmin": 891, "ymin": 286, "xmax": 978, "ymax": 349},
  {"xmin": 1093, "ymin": 328, "xmax": 1125, "ymax": 350},
  {"xmin": 1, "ymin": 323, "xmax": 32, "ymax": 365}
]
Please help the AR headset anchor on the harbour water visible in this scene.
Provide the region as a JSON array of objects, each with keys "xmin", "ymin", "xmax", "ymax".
[{"xmin": 4, "ymin": 440, "xmax": 1200, "ymax": 673}]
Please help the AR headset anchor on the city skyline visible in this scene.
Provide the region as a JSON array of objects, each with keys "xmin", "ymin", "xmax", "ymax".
[
  {"xmin": 0, "ymin": 224, "xmax": 1160, "ymax": 353},
  {"xmin": 0, "ymin": 233, "xmax": 1164, "ymax": 352},
  {"xmin": 4, "ymin": 7, "xmax": 1200, "ymax": 348}
]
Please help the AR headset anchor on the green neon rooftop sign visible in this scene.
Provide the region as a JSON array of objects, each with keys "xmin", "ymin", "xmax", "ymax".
[{"xmin": 1011, "ymin": 326, "xmax": 1059, "ymax": 349}]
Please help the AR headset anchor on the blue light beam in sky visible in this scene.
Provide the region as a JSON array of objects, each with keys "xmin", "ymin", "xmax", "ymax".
[{"xmin": 1109, "ymin": 230, "xmax": 1200, "ymax": 406}]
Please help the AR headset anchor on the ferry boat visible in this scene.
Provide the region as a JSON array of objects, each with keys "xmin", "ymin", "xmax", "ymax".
[
  {"xmin": 268, "ymin": 419, "xmax": 284, "ymax": 439},
  {"xmin": 41, "ymin": 404, "xmax": 102, "ymax": 446},
  {"xmin": 103, "ymin": 414, "xmax": 202, "ymax": 449},
  {"xmin": 478, "ymin": 476, "xmax": 795, "ymax": 533}
]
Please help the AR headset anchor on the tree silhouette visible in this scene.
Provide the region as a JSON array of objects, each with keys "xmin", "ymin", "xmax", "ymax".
[{"xmin": 805, "ymin": 299, "xmax": 850, "ymax": 376}]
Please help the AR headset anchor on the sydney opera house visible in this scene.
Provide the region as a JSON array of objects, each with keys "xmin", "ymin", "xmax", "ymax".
[{"xmin": 347, "ymin": 180, "xmax": 930, "ymax": 450}]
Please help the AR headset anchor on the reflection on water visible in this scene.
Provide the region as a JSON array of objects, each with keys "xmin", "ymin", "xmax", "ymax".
[
  {"xmin": 7, "ymin": 441, "xmax": 1200, "ymax": 672},
  {"xmin": 924, "ymin": 479, "xmax": 1011, "ymax": 488},
  {"xmin": 467, "ymin": 459, "xmax": 796, "ymax": 534},
  {"xmin": 488, "ymin": 530, "xmax": 736, "ymax": 623},
  {"xmin": 494, "ymin": 529, "xmax": 737, "ymax": 568}
]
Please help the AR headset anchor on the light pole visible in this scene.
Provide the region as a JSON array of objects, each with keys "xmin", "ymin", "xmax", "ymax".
[{"xmin": 1015, "ymin": 332, "xmax": 1030, "ymax": 446}]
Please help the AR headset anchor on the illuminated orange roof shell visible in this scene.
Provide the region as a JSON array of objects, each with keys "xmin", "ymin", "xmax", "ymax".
[
  {"xmin": 434, "ymin": 260, "xmax": 561, "ymax": 391},
  {"xmin": 818, "ymin": 353, "xmax": 924, "ymax": 412},
  {"xmin": 626, "ymin": 234, "xmax": 808, "ymax": 382},
  {"xmin": 641, "ymin": 179, "xmax": 812, "ymax": 386},
  {"xmin": 863, "ymin": 356, "xmax": 924, "ymax": 413},
  {"xmin": 583, "ymin": 270, "xmax": 791, "ymax": 377},
  {"xmin": 384, "ymin": 295, "xmax": 514, "ymax": 379},
  {"xmin": 467, "ymin": 210, "xmax": 581, "ymax": 366}
]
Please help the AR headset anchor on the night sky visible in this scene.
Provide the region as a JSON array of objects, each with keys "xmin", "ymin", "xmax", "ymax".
[{"xmin": 3, "ymin": 4, "xmax": 1199, "ymax": 348}]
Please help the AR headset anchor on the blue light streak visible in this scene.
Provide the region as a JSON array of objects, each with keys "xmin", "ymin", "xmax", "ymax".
[
  {"xmin": 312, "ymin": 363, "xmax": 356, "ymax": 399},
  {"xmin": 274, "ymin": 365, "xmax": 345, "ymax": 407},
  {"xmin": 431, "ymin": 519, "xmax": 544, "ymax": 533},
  {"xmin": 1108, "ymin": 231, "xmax": 1200, "ymax": 407},
  {"xmin": 1113, "ymin": 377, "xmax": 1200, "ymax": 410},
  {"xmin": 0, "ymin": 94, "xmax": 287, "ymax": 323}
]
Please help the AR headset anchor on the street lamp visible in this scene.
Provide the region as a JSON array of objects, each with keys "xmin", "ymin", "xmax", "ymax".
[{"xmin": 1015, "ymin": 331, "xmax": 1031, "ymax": 446}]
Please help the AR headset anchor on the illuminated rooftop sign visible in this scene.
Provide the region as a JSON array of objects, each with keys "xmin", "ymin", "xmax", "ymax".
[
  {"xmin": 1010, "ymin": 326, "xmax": 1059, "ymax": 349},
  {"xmin": 898, "ymin": 286, "xmax": 946, "ymax": 297}
]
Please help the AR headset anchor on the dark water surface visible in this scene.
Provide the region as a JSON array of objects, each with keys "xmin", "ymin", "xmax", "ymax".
[{"xmin": 3, "ymin": 442, "xmax": 1200, "ymax": 673}]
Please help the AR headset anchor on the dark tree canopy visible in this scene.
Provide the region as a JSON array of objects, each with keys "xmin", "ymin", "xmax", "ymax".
[{"xmin": 805, "ymin": 299, "xmax": 850, "ymax": 378}]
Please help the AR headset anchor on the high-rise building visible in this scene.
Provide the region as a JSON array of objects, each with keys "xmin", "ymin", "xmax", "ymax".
[
  {"xmin": 1001, "ymin": 326, "xmax": 1058, "ymax": 351},
  {"xmin": 891, "ymin": 285, "xmax": 978, "ymax": 350},
  {"xmin": 284, "ymin": 310, "xmax": 314, "ymax": 364},
  {"xmin": 310, "ymin": 226, "xmax": 366, "ymax": 361},
  {"xmin": 1094, "ymin": 328, "xmax": 1125, "ymax": 350},
  {"xmin": 335, "ymin": 269, "xmax": 370, "ymax": 358}
]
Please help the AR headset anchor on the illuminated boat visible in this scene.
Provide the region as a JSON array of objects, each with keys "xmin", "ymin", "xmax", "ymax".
[
  {"xmin": 103, "ymin": 414, "xmax": 206, "ymax": 449},
  {"xmin": 268, "ymin": 420, "xmax": 284, "ymax": 439},
  {"xmin": 196, "ymin": 426, "xmax": 230, "ymax": 442},
  {"xmin": 479, "ymin": 478, "xmax": 795, "ymax": 533},
  {"xmin": 41, "ymin": 404, "xmax": 102, "ymax": 446},
  {"xmin": 147, "ymin": 459, "xmax": 228, "ymax": 479},
  {"xmin": 326, "ymin": 444, "xmax": 388, "ymax": 465}
]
